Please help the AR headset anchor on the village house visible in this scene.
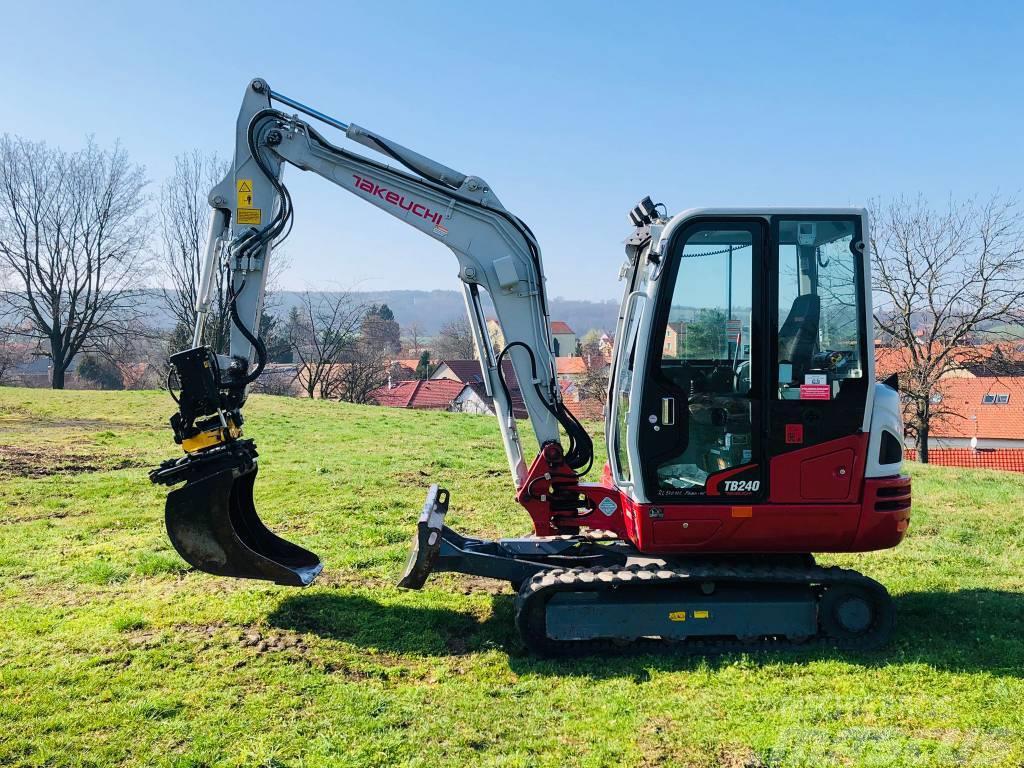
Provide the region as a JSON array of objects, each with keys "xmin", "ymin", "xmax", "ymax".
[
  {"xmin": 429, "ymin": 358, "xmax": 528, "ymax": 418},
  {"xmin": 370, "ymin": 378, "xmax": 467, "ymax": 410},
  {"xmin": 926, "ymin": 377, "xmax": 1024, "ymax": 450},
  {"xmin": 549, "ymin": 321, "xmax": 577, "ymax": 357}
]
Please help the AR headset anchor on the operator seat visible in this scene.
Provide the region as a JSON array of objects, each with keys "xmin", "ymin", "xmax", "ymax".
[{"xmin": 778, "ymin": 293, "xmax": 820, "ymax": 381}]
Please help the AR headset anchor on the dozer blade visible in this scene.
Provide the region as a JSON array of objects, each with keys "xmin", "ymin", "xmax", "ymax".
[
  {"xmin": 156, "ymin": 441, "xmax": 322, "ymax": 587},
  {"xmin": 398, "ymin": 484, "xmax": 450, "ymax": 589}
]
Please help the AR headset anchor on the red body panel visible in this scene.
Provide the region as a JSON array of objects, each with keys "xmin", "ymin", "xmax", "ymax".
[{"xmin": 519, "ymin": 436, "xmax": 911, "ymax": 555}]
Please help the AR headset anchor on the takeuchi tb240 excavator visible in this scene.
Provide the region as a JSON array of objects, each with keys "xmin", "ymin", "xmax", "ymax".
[{"xmin": 150, "ymin": 79, "xmax": 912, "ymax": 654}]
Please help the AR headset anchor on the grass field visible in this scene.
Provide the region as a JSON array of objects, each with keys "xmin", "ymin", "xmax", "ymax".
[{"xmin": 1, "ymin": 387, "xmax": 1023, "ymax": 767}]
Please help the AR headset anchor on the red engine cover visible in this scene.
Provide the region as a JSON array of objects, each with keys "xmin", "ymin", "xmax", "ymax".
[{"xmin": 521, "ymin": 436, "xmax": 911, "ymax": 556}]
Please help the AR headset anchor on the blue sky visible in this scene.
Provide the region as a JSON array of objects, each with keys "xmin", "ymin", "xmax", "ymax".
[{"xmin": 3, "ymin": 1, "xmax": 1022, "ymax": 300}]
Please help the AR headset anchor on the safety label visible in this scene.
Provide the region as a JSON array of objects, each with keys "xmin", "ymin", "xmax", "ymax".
[
  {"xmin": 800, "ymin": 384, "xmax": 831, "ymax": 400},
  {"xmin": 237, "ymin": 179, "xmax": 254, "ymax": 208},
  {"xmin": 668, "ymin": 611, "xmax": 687, "ymax": 622},
  {"xmin": 236, "ymin": 208, "xmax": 262, "ymax": 225}
]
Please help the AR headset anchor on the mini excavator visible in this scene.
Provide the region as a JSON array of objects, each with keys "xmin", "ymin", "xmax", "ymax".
[{"xmin": 151, "ymin": 79, "xmax": 911, "ymax": 653}]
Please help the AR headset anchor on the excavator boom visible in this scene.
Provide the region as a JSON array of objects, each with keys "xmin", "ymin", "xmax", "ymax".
[{"xmin": 151, "ymin": 78, "xmax": 592, "ymax": 585}]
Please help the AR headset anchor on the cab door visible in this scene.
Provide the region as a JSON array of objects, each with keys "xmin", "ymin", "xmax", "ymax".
[{"xmin": 636, "ymin": 219, "xmax": 766, "ymax": 502}]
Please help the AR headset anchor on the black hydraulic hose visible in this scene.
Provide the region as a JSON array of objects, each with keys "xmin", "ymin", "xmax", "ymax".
[
  {"xmin": 214, "ymin": 109, "xmax": 295, "ymax": 386},
  {"xmin": 227, "ymin": 276, "xmax": 267, "ymax": 386},
  {"xmin": 497, "ymin": 341, "xmax": 594, "ymax": 476}
]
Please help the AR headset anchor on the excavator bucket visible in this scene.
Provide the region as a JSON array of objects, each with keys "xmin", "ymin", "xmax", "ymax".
[{"xmin": 154, "ymin": 442, "xmax": 322, "ymax": 587}]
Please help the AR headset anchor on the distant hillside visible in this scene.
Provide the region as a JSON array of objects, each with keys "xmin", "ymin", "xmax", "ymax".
[{"xmin": 140, "ymin": 289, "xmax": 620, "ymax": 336}]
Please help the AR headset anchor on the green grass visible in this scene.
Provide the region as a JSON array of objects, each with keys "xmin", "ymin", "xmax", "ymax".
[{"xmin": 1, "ymin": 387, "xmax": 1023, "ymax": 767}]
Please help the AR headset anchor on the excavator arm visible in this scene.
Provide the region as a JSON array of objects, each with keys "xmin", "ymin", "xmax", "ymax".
[{"xmin": 150, "ymin": 79, "xmax": 593, "ymax": 586}]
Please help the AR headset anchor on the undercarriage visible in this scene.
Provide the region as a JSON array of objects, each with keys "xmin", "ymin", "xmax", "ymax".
[{"xmin": 400, "ymin": 486, "xmax": 895, "ymax": 655}]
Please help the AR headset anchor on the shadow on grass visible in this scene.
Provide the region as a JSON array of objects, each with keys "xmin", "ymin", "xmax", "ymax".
[{"xmin": 267, "ymin": 588, "xmax": 1024, "ymax": 677}]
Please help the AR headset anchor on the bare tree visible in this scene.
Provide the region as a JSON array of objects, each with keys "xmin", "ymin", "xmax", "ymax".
[
  {"xmin": 157, "ymin": 151, "xmax": 231, "ymax": 354},
  {"xmin": 434, "ymin": 316, "xmax": 477, "ymax": 360},
  {"xmin": 0, "ymin": 136, "xmax": 149, "ymax": 388},
  {"xmin": 402, "ymin": 322, "xmax": 426, "ymax": 356},
  {"xmin": 871, "ymin": 194, "xmax": 1024, "ymax": 462},
  {"xmin": 289, "ymin": 291, "xmax": 364, "ymax": 399},
  {"xmin": 0, "ymin": 326, "xmax": 27, "ymax": 383},
  {"xmin": 338, "ymin": 341, "xmax": 390, "ymax": 404},
  {"xmin": 576, "ymin": 329, "xmax": 610, "ymax": 401}
]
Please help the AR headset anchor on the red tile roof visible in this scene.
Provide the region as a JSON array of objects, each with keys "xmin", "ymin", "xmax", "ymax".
[
  {"xmin": 874, "ymin": 342, "xmax": 1024, "ymax": 379},
  {"xmin": 550, "ymin": 321, "xmax": 574, "ymax": 335},
  {"xmin": 370, "ymin": 379, "xmax": 466, "ymax": 409},
  {"xmin": 565, "ymin": 397, "xmax": 605, "ymax": 421},
  {"xmin": 558, "ymin": 379, "xmax": 605, "ymax": 421},
  {"xmin": 929, "ymin": 377, "xmax": 1024, "ymax": 440},
  {"xmin": 556, "ymin": 357, "xmax": 588, "ymax": 376},
  {"xmin": 433, "ymin": 359, "xmax": 510, "ymax": 385},
  {"xmin": 392, "ymin": 358, "xmax": 423, "ymax": 370}
]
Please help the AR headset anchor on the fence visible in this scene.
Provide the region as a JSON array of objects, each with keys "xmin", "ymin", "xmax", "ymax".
[{"xmin": 903, "ymin": 448, "xmax": 1024, "ymax": 473}]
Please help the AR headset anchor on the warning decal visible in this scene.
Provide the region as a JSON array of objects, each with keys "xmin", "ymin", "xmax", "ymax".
[
  {"xmin": 237, "ymin": 179, "xmax": 254, "ymax": 209},
  {"xmin": 799, "ymin": 384, "xmax": 831, "ymax": 400},
  {"xmin": 237, "ymin": 208, "xmax": 262, "ymax": 225}
]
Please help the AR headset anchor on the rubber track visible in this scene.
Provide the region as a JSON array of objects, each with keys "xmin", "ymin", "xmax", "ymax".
[{"xmin": 514, "ymin": 562, "xmax": 894, "ymax": 656}]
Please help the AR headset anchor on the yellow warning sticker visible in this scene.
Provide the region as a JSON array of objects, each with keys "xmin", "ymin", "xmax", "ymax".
[
  {"xmin": 237, "ymin": 208, "xmax": 262, "ymax": 225},
  {"xmin": 668, "ymin": 611, "xmax": 686, "ymax": 622},
  {"xmin": 237, "ymin": 179, "xmax": 254, "ymax": 209},
  {"xmin": 693, "ymin": 610, "xmax": 710, "ymax": 619}
]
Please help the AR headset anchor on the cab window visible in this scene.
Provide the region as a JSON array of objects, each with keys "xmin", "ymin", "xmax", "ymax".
[{"xmin": 776, "ymin": 219, "xmax": 864, "ymax": 402}]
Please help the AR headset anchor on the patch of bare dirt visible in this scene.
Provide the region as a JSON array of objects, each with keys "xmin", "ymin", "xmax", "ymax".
[
  {"xmin": 124, "ymin": 623, "xmax": 312, "ymax": 658},
  {"xmin": 40, "ymin": 418, "xmax": 139, "ymax": 430},
  {"xmin": 238, "ymin": 627, "xmax": 309, "ymax": 654},
  {"xmin": 715, "ymin": 746, "xmax": 766, "ymax": 768},
  {"xmin": 451, "ymin": 574, "xmax": 512, "ymax": 596},
  {"xmin": 0, "ymin": 444, "xmax": 146, "ymax": 479},
  {"xmin": 0, "ymin": 507, "xmax": 95, "ymax": 524},
  {"xmin": 639, "ymin": 719, "xmax": 767, "ymax": 768}
]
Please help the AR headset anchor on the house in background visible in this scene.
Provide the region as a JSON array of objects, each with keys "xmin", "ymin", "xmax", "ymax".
[
  {"xmin": 550, "ymin": 321, "xmax": 577, "ymax": 357},
  {"xmin": 485, "ymin": 319, "xmax": 584, "ymax": 358},
  {"xmin": 370, "ymin": 378, "xmax": 466, "ymax": 410},
  {"xmin": 559, "ymin": 380, "xmax": 605, "ymax": 422},
  {"xmin": 429, "ymin": 358, "xmax": 527, "ymax": 418},
  {"xmin": 449, "ymin": 383, "xmax": 496, "ymax": 415},
  {"xmin": 556, "ymin": 356, "xmax": 588, "ymax": 384},
  {"xmin": 663, "ymin": 322, "xmax": 686, "ymax": 358},
  {"xmin": 927, "ymin": 377, "xmax": 1024, "ymax": 449}
]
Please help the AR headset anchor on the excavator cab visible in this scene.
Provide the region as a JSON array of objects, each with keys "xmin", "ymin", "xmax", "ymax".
[{"xmin": 610, "ymin": 214, "xmax": 873, "ymax": 505}]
